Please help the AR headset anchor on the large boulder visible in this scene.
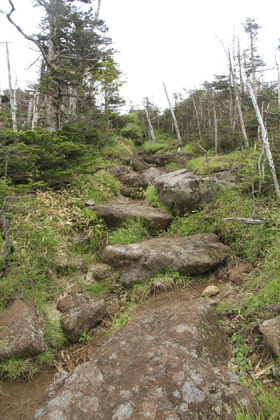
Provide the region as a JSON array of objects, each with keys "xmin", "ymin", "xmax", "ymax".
[
  {"xmin": 101, "ymin": 233, "xmax": 230, "ymax": 287},
  {"xmin": 31, "ymin": 301, "xmax": 257, "ymax": 419},
  {"xmin": 61, "ymin": 295, "xmax": 107, "ymax": 343},
  {"xmin": 90, "ymin": 201, "xmax": 172, "ymax": 233},
  {"xmin": 0, "ymin": 298, "xmax": 46, "ymax": 360},
  {"xmin": 154, "ymin": 169, "xmax": 234, "ymax": 214},
  {"xmin": 138, "ymin": 167, "xmax": 164, "ymax": 187}
]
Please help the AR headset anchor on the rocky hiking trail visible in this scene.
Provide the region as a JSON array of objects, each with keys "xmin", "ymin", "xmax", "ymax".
[{"xmin": 0, "ymin": 153, "xmax": 276, "ymax": 419}]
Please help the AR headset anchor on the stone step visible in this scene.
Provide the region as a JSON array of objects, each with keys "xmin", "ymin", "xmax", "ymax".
[
  {"xmin": 88, "ymin": 200, "xmax": 172, "ymax": 233},
  {"xmin": 101, "ymin": 233, "xmax": 231, "ymax": 287}
]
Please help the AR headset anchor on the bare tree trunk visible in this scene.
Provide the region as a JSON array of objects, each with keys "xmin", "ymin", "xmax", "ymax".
[
  {"xmin": 230, "ymin": 53, "xmax": 249, "ymax": 149},
  {"xmin": 248, "ymin": 82, "xmax": 280, "ymax": 201},
  {"xmin": 32, "ymin": 90, "xmax": 40, "ymax": 130},
  {"xmin": 163, "ymin": 82, "xmax": 183, "ymax": 148},
  {"xmin": 143, "ymin": 101, "xmax": 155, "ymax": 141},
  {"xmin": 276, "ymin": 57, "xmax": 280, "ymax": 109},
  {"xmin": 219, "ymin": 39, "xmax": 249, "ymax": 149},
  {"xmin": 27, "ymin": 97, "xmax": 33, "ymax": 127},
  {"xmin": 249, "ymin": 30, "xmax": 257, "ymax": 97},
  {"xmin": 237, "ymin": 36, "xmax": 244, "ymax": 93},
  {"xmin": 68, "ymin": 87, "xmax": 78, "ymax": 120},
  {"xmin": 142, "ymin": 115, "xmax": 148, "ymax": 139},
  {"xmin": 229, "ymin": 70, "xmax": 234, "ymax": 129},
  {"xmin": 95, "ymin": 0, "xmax": 102, "ymax": 19},
  {"xmin": 190, "ymin": 92, "xmax": 202, "ymax": 140},
  {"xmin": 6, "ymin": 43, "xmax": 17, "ymax": 131},
  {"xmin": 212, "ymin": 92, "xmax": 218, "ymax": 154}
]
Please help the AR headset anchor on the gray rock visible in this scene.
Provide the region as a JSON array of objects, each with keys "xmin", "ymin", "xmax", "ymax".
[
  {"xmin": 61, "ymin": 295, "xmax": 107, "ymax": 342},
  {"xmin": 86, "ymin": 199, "xmax": 95, "ymax": 207},
  {"xmin": 107, "ymin": 165, "xmax": 130, "ymax": 177},
  {"xmin": 91, "ymin": 201, "xmax": 172, "ymax": 233},
  {"xmin": 141, "ymin": 152, "xmax": 194, "ymax": 167},
  {"xmin": 260, "ymin": 316, "xmax": 280, "ymax": 357},
  {"xmin": 101, "ymin": 233, "xmax": 230, "ymax": 287},
  {"xmin": 138, "ymin": 167, "xmax": 164, "ymax": 187},
  {"xmin": 0, "ymin": 298, "xmax": 46, "ymax": 360},
  {"xmin": 31, "ymin": 301, "xmax": 257, "ymax": 419},
  {"xmin": 130, "ymin": 156, "xmax": 150, "ymax": 172},
  {"xmin": 154, "ymin": 169, "xmax": 234, "ymax": 214}
]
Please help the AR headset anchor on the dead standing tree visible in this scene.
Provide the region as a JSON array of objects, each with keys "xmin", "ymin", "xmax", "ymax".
[
  {"xmin": 163, "ymin": 82, "xmax": 183, "ymax": 150},
  {"xmin": 248, "ymin": 82, "xmax": 280, "ymax": 201},
  {"xmin": 143, "ymin": 99, "xmax": 156, "ymax": 142},
  {"xmin": 5, "ymin": 42, "xmax": 17, "ymax": 131}
]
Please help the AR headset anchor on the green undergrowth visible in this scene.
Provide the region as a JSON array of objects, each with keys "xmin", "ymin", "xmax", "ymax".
[
  {"xmin": 144, "ymin": 185, "xmax": 171, "ymax": 213},
  {"xmin": 72, "ymin": 169, "xmax": 120, "ymax": 203},
  {"xmin": 0, "ymin": 165, "xmax": 122, "ymax": 379},
  {"xmin": 108, "ymin": 217, "xmax": 150, "ymax": 245},
  {"xmin": 233, "ymin": 379, "xmax": 280, "ymax": 419},
  {"xmin": 185, "ymin": 149, "xmax": 247, "ymax": 174},
  {"xmin": 140, "ymin": 134, "xmax": 177, "ymax": 154},
  {"xmin": 101, "ymin": 136, "xmax": 136, "ymax": 159},
  {"xmin": 128, "ymin": 272, "xmax": 191, "ymax": 303},
  {"xmin": 106, "ymin": 302, "xmax": 135, "ymax": 334},
  {"xmin": 85, "ymin": 281, "xmax": 110, "ymax": 297}
]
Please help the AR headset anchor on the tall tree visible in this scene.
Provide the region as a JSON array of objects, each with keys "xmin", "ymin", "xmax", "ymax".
[{"xmin": 1, "ymin": 0, "xmax": 119, "ymax": 129}]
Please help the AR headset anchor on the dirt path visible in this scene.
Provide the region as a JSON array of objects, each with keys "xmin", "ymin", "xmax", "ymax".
[{"xmin": 0, "ymin": 368, "xmax": 56, "ymax": 420}]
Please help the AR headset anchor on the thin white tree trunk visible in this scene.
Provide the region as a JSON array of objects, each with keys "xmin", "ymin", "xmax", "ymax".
[
  {"xmin": 27, "ymin": 97, "xmax": 33, "ymax": 126},
  {"xmin": 276, "ymin": 57, "xmax": 280, "ymax": 109},
  {"xmin": 6, "ymin": 43, "xmax": 17, "ymax": 131},
  {"xmin": 191, "ymin": 93, "xmax": 202, "ymax": 140},
  {"xmin": 95, "ymin": 0, "xmax": 102, "ymax": 19},
  {"xmin": 219, "ymin": 39, "xmax": 249, "ymax": 149},
  {"xmin": 248, "ymin": 82, "xmax": 280, "ymax": 201},
  {"xmin": 163, "ymin": 82, "xmax": 183, "ymax": 147},
  {"xmin": 230, "ymin": 51, "xmax": 249, "ymax": 149},
  {"xmin": 212, "ymin": 92, "xmax": 218, "ymax": 154},
  {"xmin": 143, "ymin": 101, "xmax": 155, "ymax": 141},
  {"xmin": 32, "ymin": 90, "xmax": 40, "ymax": 130}
]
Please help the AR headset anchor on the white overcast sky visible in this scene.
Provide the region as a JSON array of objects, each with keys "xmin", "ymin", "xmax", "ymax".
[{"xmin": 0, "ymin": 0, "xmax": 280, "ymax": 111}]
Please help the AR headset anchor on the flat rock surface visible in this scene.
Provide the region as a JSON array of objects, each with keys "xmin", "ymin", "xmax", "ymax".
[
  {"xmin": 91, "ymin": 201, "xmax": 172, "ymax": 232},
  {"xmin": 31, "ymin": 300, "xmax": 257, "ymax": 419},
  {"xmin": 101, "ymin": 233, "xmax": 231, "ymax": 286},
  {"xmin": 0, "ymin": 298, "xmax": 46, "ymax": 360}
]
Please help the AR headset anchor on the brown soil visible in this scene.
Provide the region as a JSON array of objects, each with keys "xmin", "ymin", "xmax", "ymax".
[{"xmin": 0, "ymin": 368, "xmax": 56, "ymax": 420}]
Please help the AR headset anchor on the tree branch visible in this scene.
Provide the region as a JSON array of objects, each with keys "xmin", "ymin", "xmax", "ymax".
[
  {"xmin": 223, "ymin": 217, "xmax": 266, "ymax": 225},
  {"xmin": 3, "ymin": 0, "xmax": 52, "ymax": 68}
]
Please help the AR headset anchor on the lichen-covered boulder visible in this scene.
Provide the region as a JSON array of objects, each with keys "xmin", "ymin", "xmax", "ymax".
[
  {"xmin": 154, "ymin": 169, "xmax": 234, "ymax": 214},
  {"xmin": 0, "ymin": 298, "xmax": 46, "ymax": 360},
  {"xmin": 31, "ymin": 301, "xmax": 257, "ymax": 419},
  {"xmin": 90, "ymin": 201, "xmax": 172, "ymax": 233},
  {"xmin": 101, "ymin": 233, "xmax": 231, "ymax": 287}
]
